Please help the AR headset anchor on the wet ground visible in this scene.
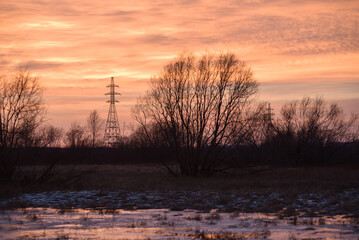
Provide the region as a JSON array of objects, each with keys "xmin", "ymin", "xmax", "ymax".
[
  {"xmin": 1, "ymin": 189, "xmax": 359, "ymax": 215},
  {"xmin": 0, "ymin": 208, "xmax": 358, "ymax": 239},
  {"xmin": 1, "ymin": 190, "xmax": 359, "ymax": 239}
]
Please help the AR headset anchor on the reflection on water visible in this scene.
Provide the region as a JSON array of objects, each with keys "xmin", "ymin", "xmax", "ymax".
[{"xmin": 0, "ymin": 208, "xmax": 358, "ymax": 239}]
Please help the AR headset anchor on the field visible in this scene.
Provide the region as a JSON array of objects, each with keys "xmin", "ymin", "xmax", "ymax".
[
  {"xmin": 1, "ymin": 164, "xmax": 359, "ymax": 239},
  {"xmin": 1, "ymin": 208, "xmax": 359, "ymax": 239},
  {"xmin": 2, "ymin": 164, "xmax": 359, "ymax": 214}
]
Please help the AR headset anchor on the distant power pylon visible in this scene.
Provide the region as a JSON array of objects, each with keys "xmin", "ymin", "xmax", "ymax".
[
  {"xmin": 265, "ymin": 103, "xmax": 275, "ymax": 136},
  {"xmin": 266, "ymin": 103, "xmax": 274, "ymax": 125},
  {"xmin": 104, "ymin": 77, "xmax": 120, "ymax": 146}
]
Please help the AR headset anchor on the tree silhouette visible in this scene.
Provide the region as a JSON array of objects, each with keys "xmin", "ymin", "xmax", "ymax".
[
  {"xmin": 266, "ymin": 97, "xmax": 358, "ymax": 164},
  {"xmin": 0, "ymin": 69, "xmax": 45, "ymax": 180},
  {"xmin": 65, "ymin": 122, "xmax": 89, "ymax": 148},
  {"xmin": 133, "ymin": 52, "xmax": 258, "ymax": 176},
  {"xmin": 32, "ymin": 125, "xmax": 63, "ymax": 148},
  {"xmin": 87, "ymin": 110, "xmax": 104, "ymax": 148}
]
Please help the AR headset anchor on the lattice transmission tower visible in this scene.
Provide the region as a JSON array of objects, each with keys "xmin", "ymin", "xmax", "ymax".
[
  {"xmin": 266, "ymin": 103, "xmax": 274, "ymax": 125},
  {"xmin": 104, "ymin": 77, "xmax": 121, "ymax": 146},
  {"xmin": 265, "ymin": 102, "xmax": 275, "ymax": 135}
]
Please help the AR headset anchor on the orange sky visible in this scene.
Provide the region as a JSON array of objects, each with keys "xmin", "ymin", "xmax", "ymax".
[{"xmin": 1, "ymin": 0, "xmax": 358, "ymax": 129}]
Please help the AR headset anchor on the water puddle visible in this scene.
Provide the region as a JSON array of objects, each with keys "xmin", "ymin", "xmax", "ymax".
[{"xmin": 0, "ymin": 208, "xmax": 358, "ymax": 239}]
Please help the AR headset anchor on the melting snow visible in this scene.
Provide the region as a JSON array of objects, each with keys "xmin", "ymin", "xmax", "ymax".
[{"xmin": 0, "ymin": 208, "xmax": 358, "ymax": 239}]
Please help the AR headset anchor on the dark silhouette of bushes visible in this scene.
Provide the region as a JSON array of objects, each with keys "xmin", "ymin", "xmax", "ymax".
[{"xmin": 258, "ymin": 97, "xmax": 358, "ymax": 166}]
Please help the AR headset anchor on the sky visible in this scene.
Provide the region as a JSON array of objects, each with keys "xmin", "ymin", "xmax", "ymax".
[{"xmin": 1, "ymin": 0, "xmax": 358, "ymax": 129}]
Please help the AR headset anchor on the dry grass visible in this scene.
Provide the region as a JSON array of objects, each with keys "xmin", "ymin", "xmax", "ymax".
[
  {"xmin": 2, "ymin": 164, "xmax": 359, "ymax": 197},
  {"xmin": 0, "ymin": 164, "xmax": 358, "ymax": 216},
  {"xmin": 1, "ymin": 164, "xmax": 359, "ymax": 215},
  {"xmin": 187, "ymin": 229, "xmax": 271, "ymax": 239}
]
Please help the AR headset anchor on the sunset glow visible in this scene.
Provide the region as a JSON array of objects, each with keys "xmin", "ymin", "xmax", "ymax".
[{"xmin": 1, "ymin": 0, "xmax": 358, "ymax": 128}]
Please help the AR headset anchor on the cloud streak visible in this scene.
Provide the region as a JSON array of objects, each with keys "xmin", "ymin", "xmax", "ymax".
[{"xmin": 1, "ymin": 0, "xmax": 358, "ymax": 128}]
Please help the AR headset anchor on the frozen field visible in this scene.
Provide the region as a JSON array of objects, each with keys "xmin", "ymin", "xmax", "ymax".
[
  {"xmin": 0, "ymin": 208, "xmax": 358, "ymax": 239},
  {"xmin": 2, "ymin": 189, "xmax": 359, "ymax": 214},
  {"xmin": 1, "ymin": 189, "xmax": 358, "ymax": 239}
]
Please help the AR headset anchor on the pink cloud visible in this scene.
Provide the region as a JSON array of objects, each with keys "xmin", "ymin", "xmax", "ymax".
[{"xmin": 0, "ymin": 0, "xmax": 358, "ymax": 128}]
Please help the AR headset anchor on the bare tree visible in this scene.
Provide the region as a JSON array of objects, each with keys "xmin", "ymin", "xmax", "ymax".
[
  {"xmin": 133, "ymin": 52, "xmax": 258, "ymax": 176},
  {"xmin": 0, "ymin": 69, "xmax": 45, "ymax": 180},
  {"xmin": 0, "ymin": 70, "xmax": 45, "ymax": 148},
  {"xmin": 229, "ymin": 102, "xmax": 270, "ymax": 146},
  {"xmin": 65, "ymin": 122, "xmax": 89, "ymax": 148},
  {"xmin": 32, "ymin": 125, "xmax": 63, "ymax": 147},
  {"xmin": 87, "ymin": 110, "xmax": 104, "ymax": 148},
  {"xmin": 267, "ymin": 97, "xmax": 358, "ymax": 164}
]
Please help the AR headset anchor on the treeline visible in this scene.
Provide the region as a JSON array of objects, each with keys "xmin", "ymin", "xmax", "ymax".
[
  {"xmin": 129, "ymin": 53, "xmax": 358, "ymax": 176},
  {"xmin": 1, "ymin": 53, "xmax": 358, "ymax": 181}
]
